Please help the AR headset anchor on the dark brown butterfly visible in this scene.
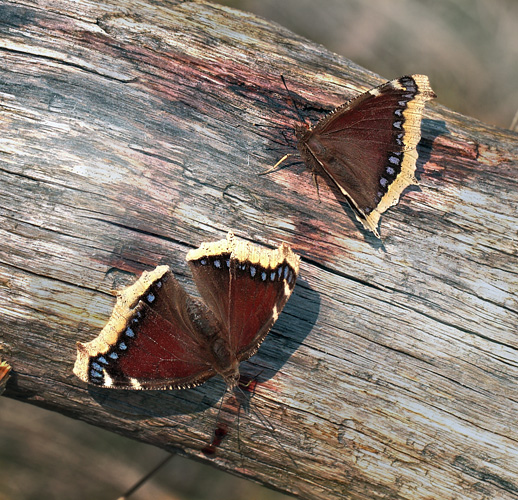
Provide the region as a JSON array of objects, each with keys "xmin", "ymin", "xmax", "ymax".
[
  {"xmin": 73, "ymin": 232, "xmax": 300, "ymax": 390},
  {"xmin": 276, "ymin": 74, "xmax": 436, "ymax": 238}
]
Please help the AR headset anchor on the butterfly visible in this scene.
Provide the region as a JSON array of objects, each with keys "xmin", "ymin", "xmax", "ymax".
[
  {"xmin": 73, "ymin": 232, "xmax": 300, "ymax": 390},
  {"xmin": 274, "ymin": 74, "xmax": 436, "ymax": 238}
]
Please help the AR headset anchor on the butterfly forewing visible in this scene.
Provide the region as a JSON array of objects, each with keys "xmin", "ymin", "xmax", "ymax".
[
  {"xmin": 228, "ymin": 242, "xmax": 299, "ymax": 361},
  {"xmin": 74, "ymin": 266, "xmax": 217, "ymax": 389},
  {"xmin": 304, "ymin": 89, "xmax": 408, "ymax": 211},
  {"xmin": 187, "ymin": 250, "xmax": 232, "ymax": 332},
  {"xmin": 187, "ymin": 235, "xmax": 300, "ymax": 363}
]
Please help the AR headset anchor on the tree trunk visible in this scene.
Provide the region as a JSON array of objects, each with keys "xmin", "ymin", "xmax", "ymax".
[{"xmin": 1, "ymin": 1, "xmax": 517, "ymax": 499}]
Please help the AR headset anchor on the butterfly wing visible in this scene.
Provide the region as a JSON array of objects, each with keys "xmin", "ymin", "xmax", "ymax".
[
  {"xmin": 74, "ymin": 266, "xmax": 218, "ymax": 389},
  {"xmin": 187, "ymin": 235, "xmax": 233, "ymax": 333},
  {"xmin": 228, "ymin": 240, "xmax": 299, "ymax": 362},
  {"xmin": 187, "ymin": 233, "xmax": 300, "ymax": 364},
  {"xmin": 299, "ymin": 74, "xmax": 436, "ymax": 236}
]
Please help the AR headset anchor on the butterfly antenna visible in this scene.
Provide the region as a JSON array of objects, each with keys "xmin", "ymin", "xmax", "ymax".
[
  {"xmin": 212, "ymin": 384, "xmax": 229, "ymax": 436},
  {"xmin": 259, "ymin": 75, "xmax": 309, "ymax": 177},
  {"xmin": 281, "ymin": 74, "xmax": 307, "ymax": 125},
  {"xmin": 236, "ymin": 395, "xmax": 245, "ymax": 463},
  {"xmin": 117, "ymin": 453, "xmax": 175, "ymax": 500},
  {"xmin": 202, "ymin": 384, "xmax": 233, "ymax": 457},
  {"xmin": 248, "ymin": 398, "xmax": 297, "ymax": 468},
  {"xmin": 234, "ymin": 373, "xmax": 260, "ymax": 462},
  {"xmin": 234, "ymin": 381, "xmax": 254, "ymax": 464}
]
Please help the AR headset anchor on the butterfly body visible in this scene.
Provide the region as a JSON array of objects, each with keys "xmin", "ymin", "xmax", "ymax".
[{"xmin": 293, "ymin": 75, "xmax": 436, "ymax": 237}]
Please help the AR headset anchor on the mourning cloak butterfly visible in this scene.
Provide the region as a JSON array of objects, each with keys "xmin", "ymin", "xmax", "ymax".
[
  {"xmin": 288, "ymin": 74, "xmax": 436, "ymax": 237},
  {"xmin": 0, "ymin": 360, "xmax": 11, "ymax": 395},
  {"xmin": 73, "ymin": 232, "xmax": 300, "ymax": 390}
]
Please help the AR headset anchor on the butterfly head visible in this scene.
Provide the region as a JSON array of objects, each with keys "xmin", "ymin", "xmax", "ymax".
[
  {"xmin": 293, "ymin": 122, "xmax": 310, "ymax": 142},
  {"xmin": 219, "ymin": 358, "xmax": 241, "ymax": 389},
  {"xmin": 222, "ymin": 368, "xmax": 240, "ymax": 390}
]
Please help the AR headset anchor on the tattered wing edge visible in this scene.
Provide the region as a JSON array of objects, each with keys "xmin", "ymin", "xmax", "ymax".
[
  {"xmin": 187, "ymin": 231, "xmax": 300, "ymax": 276},
  {"xmin": 73, "ymin": 265, "xmax": 170, "ymax": 383},
  {"xmin": 363, "ymin": 74, "xmax": 436, "ymax": 236}
]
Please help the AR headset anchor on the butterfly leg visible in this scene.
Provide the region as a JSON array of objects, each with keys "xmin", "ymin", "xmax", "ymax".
[
  {"xmin": 312, "ymin": 170, "xmax": 321, "ymax": 202},
  {"xmin": 259, "ymin": 153, "xmax": 293, "ymax": 176}
]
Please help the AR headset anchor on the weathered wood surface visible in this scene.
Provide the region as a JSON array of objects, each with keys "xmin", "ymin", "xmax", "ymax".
[{"xmin": 1, "ymin": 1, "xmax": 517, "ymax": 499}]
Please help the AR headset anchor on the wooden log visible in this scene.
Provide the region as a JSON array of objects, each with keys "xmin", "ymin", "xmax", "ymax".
[{"xmin": 1, "ymin": 1, "xmax": 517, "ymax": 499}]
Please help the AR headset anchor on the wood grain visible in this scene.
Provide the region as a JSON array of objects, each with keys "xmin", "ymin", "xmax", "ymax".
[{"xmin": 1, "ymin": 1, "xmax": 517, "ymax": 499}]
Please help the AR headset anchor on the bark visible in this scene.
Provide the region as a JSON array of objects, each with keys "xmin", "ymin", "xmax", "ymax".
[{"xmin": 1, "ymin": 1, "xmax": 517, "ymax": 499}]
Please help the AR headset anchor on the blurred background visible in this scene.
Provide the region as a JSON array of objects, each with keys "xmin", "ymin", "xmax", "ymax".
[
  {"xmin": 1, "ymin": 1, "xmax": 517, "ymax": 500},
  {"xmin": 223, "ymin": 0, "xmax": 518, "ymax": 129}
]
